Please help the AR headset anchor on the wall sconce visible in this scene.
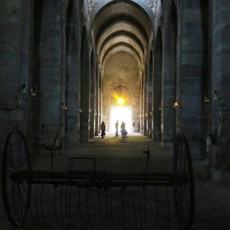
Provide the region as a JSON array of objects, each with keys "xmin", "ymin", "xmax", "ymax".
[
  {"xmin": 78, "ymin": 107, "xmax": 83, "ymax": 113},
  {"xmin": 213, "ymin": 90, "xmax": 222, "ymax": 101},
  {"xmin": 145, "ymin": 114, "xmax": 148, "ymax": 117},
  {"xmin": 149, "ymin": 112, "xmax": 153, "ymax": 116},
  {"xmin": 61, "ymin": 102, "xmax": 68, "ymax": 110},
  {"xmin": 159, "ymin": 105, "xmax": 163, "ymax": 111},
  {"xmin": 173, "ymin": 100, "xmax": 181, "ymax": 109},
  {"xmin": 204, "ymin": 95, "xmax": 209, "ymax": 103},
  {"xmin": 89, "ymin": 109, "xmax": 92, "ymax": 113},
  {"xmin": 20, "ymin": 83, "xmax": 27, "ymax": 94},
  {"xmin": 31, "ymin": 86, "xmax": 38, "ymax": 97}
]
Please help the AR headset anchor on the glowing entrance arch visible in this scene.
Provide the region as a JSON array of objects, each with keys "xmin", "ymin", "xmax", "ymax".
[{"xmin": 110, "ymin": 106, "xmax": 132, "ymax": 133}]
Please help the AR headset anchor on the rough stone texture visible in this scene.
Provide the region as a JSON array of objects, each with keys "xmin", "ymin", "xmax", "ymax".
[
  {"xmin": 35, "ymin": 0, "xmax": 64, "ymax": 148},
  {"xmin": 0, "ymin": 0, "xmax": 32, "ymax": 151},
  {"xmin": 211, "ymin": 0, "xmax": 230, "ymax": 171},
  {"xmin": 178, "ymin": 1, "xmax": 204, "ymax": 158}
]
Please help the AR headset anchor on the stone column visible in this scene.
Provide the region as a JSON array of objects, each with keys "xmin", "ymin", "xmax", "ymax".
[
  {"xmin": 0, "ymin": 0, "xmax": 32, "ymax": 147},
  {"xmin": 66, "ymin": 12, "xmax": 80, "ymax": 146},
  {"xmin": 179, "ymin": 1, "xmax": 204, "ymax": 158},
  {"xmin": 90, "ymin": 52, "xmax": 95, "ymax": 139},
  {"xmin": 65, "ymin": 1, "xmax": 80, "ymax": 147},
  {"xmin": 153, "ymin": 32, "xmax": 162, "ymax": 142},
  {"xmin": 143, "ymin": 70, "xmax": 148, "ymax": 136},
  {"xmin": 210, "ymin": 0, "xmax": 230, "ymax": 172},
  {"xmin": 37, "ymin": 0, "xmax": 64, "ymax": 148},
  {"xmin": 148, "ymin": 54, "xmax": 153, "ymax": 138},
  {"xmin": 80, "ymin": 28, "xmax": 90, "ymax": 143},
  {"xmin": 161, "ymin": 16, "xmax": 176, "ymax": 143}
]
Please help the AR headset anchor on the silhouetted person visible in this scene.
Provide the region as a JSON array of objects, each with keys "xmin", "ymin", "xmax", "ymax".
[
  {"xmin": 120, "ymin": 121, "xmax": 127, "ymax": 138},
  {"xmin": 137, "ymin": 122, "xmax": 140, "ymax": 133},
  {"xmin": 133, "ymin": 121, "xmax": 136, "ymax": 132},
  {"xmin": 100, "ymin": 121, "xmax": 106, "ymax": 139},
  {"xmin": 115, "ymin": 120, "xmax": 119, "ymax": 136}
]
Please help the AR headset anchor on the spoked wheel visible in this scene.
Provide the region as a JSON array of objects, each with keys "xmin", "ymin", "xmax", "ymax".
[
  {"xmin": 1, "ymin": 129, "xmax": 31, "ymax": 226},
  {"xmin": 173, "ymin": 134, "xmax": 195, "ymax": 230}
]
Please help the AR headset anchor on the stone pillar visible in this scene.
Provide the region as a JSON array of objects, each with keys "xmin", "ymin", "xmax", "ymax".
[
  {"xmin": 90, "ymin": 52, "xmax": 95, "ymax": 139},
  {"xmin": 94, "ymin": 67, "xmax": 99, "ymax": 135},
  {"xmin": 37, "ymin": 0, "xmax": 64, "ymax": 148},
  {"xmin": 210, "ymin": 0, "xmax": 230, "ymax": 172},
  {"xmin": 0, "ymin": 0, "xmax": 32, "ymax": 148},
  {"xmin": 80, "ymin": 28, "xmax": 90, "ymax": 143},
  {"xmin": 66, "ymin": 4, "xmax": 80, "ymax": 146},
  {"xmin": 179, "ymin": 1, "xmax": 204, "ymax": 158},
  {"xmin": 161, "ymin": 4, "xmax": 177, "ymax": 143},
  {"xmin": 153, "ymin": 31, "xmax": 162, "ymax": 142},
  {"xmin": 143, "ymin": 70, "xmax": 148, "ymax": 136},
  {"xmin": 148, "ymin": 53, "xmax": 153, "ymax": 138},
  {"xmin": 65, "ymin": 0, "xmax": 80, "ymax": 147}
]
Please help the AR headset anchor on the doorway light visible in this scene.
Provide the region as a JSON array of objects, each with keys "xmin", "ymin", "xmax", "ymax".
[{"xmin": 117, "ymin": 97, "xmax": 124, "ymax": 105}]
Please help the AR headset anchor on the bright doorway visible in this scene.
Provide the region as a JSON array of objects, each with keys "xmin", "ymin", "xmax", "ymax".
[{"xmin": 110, "ymin": 105, "xmax": 132, "ymax": 133}]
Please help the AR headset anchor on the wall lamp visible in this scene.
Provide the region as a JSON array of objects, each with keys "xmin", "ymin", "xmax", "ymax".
[
  {"xmin": 213, "ymin": 90, "xmax": 222, "ymax": 101},
  {"xmin": 173, "ymin": 100, "xmax": 181, "ymax": 109},
  {"xmin": 78, "ymin": 107, "xmax": 83, "ymax": 113},
  {"xmin": 159, "ymin": 105, "xmax": 163, "ymax": 111},
  {"xmin": 61, "ymin": 102, "xmax": 68, "ymax": 110},
  {"xmin": 204, "ymin": 95, "xmax": 209, "ymax": 103},
  {"xmin": 20, "ymin": 83, "xmax": 27, "ymax": 94},
  {"xmin": 31, "ymin": 86, "xmax": 38, "ymax": 97}
]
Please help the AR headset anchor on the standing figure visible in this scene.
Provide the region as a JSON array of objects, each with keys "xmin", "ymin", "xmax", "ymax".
[
  {"xmin": 137, "ymin": 122, "xmax": 140, "ymax": 133},
  {"xmin": 100, "ymin": 121, "xmax": 106, "ymax": 139},
  {"xmin": 120, "ymin": 121, "xmax": 127, "ymax": 138},
  {"xmin": 132, "ymin": 121, "xmax": 136, "ymax": 132},
  {"xmin": 115, "ymin": 120, "xmax": 119, "ymax": 136}
]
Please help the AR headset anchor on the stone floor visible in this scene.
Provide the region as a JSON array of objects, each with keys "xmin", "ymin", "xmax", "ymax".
[{"xmin": 0, "ymin": 133, "xmax": 229, "ymax": 229}]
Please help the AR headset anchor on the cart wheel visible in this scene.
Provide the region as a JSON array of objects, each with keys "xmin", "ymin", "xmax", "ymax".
[
  {"xmin": 173, "ymin": 134, "xmax": 195, "ymax": 230},
  {"xmin": 1, "ymin": 129, "xmax": 31, "ymax": 226}
]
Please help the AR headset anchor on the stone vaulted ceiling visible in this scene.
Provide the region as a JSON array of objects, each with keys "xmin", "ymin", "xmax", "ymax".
[
  {"xmin": 84, "ymin": 0, "xmax": 161, "ymax": 97},
  {"xmin": 89, "ymin": 0, "xmax": 160, "ymax": 74}
]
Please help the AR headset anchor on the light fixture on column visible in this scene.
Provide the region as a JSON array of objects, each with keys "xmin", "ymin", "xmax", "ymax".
[
  {"xmin": 31, "ymin": 86, "xmax": 38, "ymax": 97},
  {"xmin": 78, "ymin": 107, "xmax": 83, "ymax": 113},
  {"xmin": 173, "ymin": 100, "xmax": 181, "ymax": 109},
  {"xmin": 204, "ymin": 94, "xmax": 209, "ymax": 103},
  {"xmin": 20, "ymin": 83, "xmax": 27, "ymax": 94},
  {"xmin": 158, "ymin": 105, "xmax": 163, "ymax": 111},
  {"xmin": 61, "ymin": 102, "xmax": 68, "ymax": 110},
  {"xmin": 213, "ymin": 90, "xmax": 222, "ymax": 101}
]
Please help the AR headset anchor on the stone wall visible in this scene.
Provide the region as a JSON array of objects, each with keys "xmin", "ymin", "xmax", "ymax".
[
  {"xmin": 210, "ymin": 0, "xmax": 230, "ymax": 171},
  {"xmin": 0, "ymin": 0, "xmax": 32, "ymax": 151}
]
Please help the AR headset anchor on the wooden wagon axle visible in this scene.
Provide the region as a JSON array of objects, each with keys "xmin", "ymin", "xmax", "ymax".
[{"xmin": 11, "ymin": 170, "xmax": 188, "ymax": 188}]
